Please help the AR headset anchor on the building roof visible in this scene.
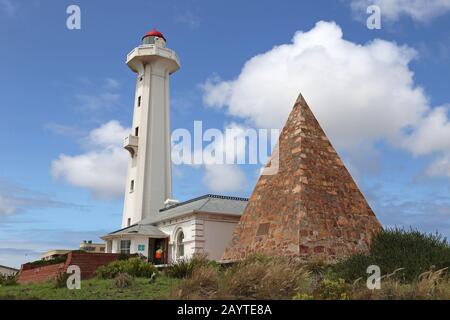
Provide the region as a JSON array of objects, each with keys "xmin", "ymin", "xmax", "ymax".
[
  {"xmin": 141, "ymin": 194, "xmax": 248, "ymax": 224},
  {"xmin": 0, "ymin": 265, "xmax": 18, "ymax": 272},
  {"xmin": 103, "ymin": 195, "xmax": 248, "ymax": 239},
  {"xmin": 142, "ymin": 29, "xmax": 166, "ymax": 41},
  {"xmin": 104, "ymin": 223, "xmax": 169, "ymax": 239}
]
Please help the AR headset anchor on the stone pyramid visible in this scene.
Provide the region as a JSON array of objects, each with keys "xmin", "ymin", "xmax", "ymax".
[{"xmin": 222, "ymin": 94, "xmax": 382, "ymax": 262}]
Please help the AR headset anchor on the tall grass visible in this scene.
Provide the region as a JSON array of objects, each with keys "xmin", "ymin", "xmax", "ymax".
[{"xmin": 333, "ymin": 228, "xmax": 450, "ymax": 282}]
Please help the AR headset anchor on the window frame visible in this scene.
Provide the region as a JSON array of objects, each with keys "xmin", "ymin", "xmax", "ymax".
[{"xmin": 119, "ymin": 239, "xmax": 131, "ymax": 254}]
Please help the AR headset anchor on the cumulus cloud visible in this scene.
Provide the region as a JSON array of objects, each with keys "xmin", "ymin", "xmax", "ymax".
[
  {"xmin": 349, "ymin": 0, "xmax": 450, "ymax": 22},
  {"xmin": 203, "ymin": 164, "xmax": 247, "ymax": 193},
  {"xmin": 201, "ymin": 21, "xmax": 450, "ymax": 180},
  {"xmin": 52, "ymin": 121, "xmax": 130, "ymax": 199},
  {"xmin": 426, "ymin": 154, "xmax": 450, "ymax": 178},
  {"xmin": 402, "ymin": 105, "xmax": 450, "ymax": 156}
]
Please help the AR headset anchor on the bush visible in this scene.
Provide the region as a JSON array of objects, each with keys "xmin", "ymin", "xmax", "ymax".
[
  {"xmin": 0, "ymin": 274, "xmax": 18, "ymax": 286},
  {"xmin": 96, "ymin": 257, "xmax": 156, "ymax": 279},
  {"xmin": 172, "ymin": 265, "xmax": 219, "ymax": 299},
  {"xmin": 172, "ymin": 254, "xmax": 311, "ymax": 300},
  {"xmin": 166, "ymin": 254, "xmax": 217, "ymax": 279},
  {"xmin": 350, "ymin": 268, "xmax": 450, "ymax": 300},
  {"xmin": 333, "ymin": 228, "xmax": 450, "ymax": 282},
  {"xmin": 113, "ymin": 273, "xmax": 134, "ymax": 289},
  {"xmin": 314, "ymin": 278, "xmax": 350, "ymax": 300},
  {"xmin": 220, "ymin": 255, "xmax": 311, "ymax": 299},
  {"xmin": 54, "ymin": 272, "xmax": 70, "ymax": 289}
]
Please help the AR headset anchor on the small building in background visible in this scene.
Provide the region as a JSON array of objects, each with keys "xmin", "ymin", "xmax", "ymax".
[
  {"xmin": 79, "ymin": 241, "xmax": 105, "ymax": 253},
  {"xmin": 41, "ymin": 250, "xmax": 72, "ymax": 261},
  {"xmin": 0, "ymin": 265, "xmax": 19, "ymax": 276}
]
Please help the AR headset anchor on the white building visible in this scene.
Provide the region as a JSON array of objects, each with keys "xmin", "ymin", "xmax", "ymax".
[
  {"xmin": 0, "ymin": 265, "xmax": 18, "ymax": 277},
  {"xmin": 101, "ymin": 29, "xmax": 248, "ymax": 264}
]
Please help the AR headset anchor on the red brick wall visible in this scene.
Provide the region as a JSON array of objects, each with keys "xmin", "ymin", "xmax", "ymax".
[
  {"xmin": 17, "ymin": 252, "xmax": 122, "ymax": 284},
  {"xmin": 65, "ymin": 252, "xmax": 122, "ymax": 279},
  {"xmin": 17, "ymin": 263, "xmax": 65, "ymax": 284}
]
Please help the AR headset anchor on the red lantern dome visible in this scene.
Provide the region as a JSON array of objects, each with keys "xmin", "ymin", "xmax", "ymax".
[{"xmin": 142, "ymin": 29, "xmax": 166, "ymax": 41}]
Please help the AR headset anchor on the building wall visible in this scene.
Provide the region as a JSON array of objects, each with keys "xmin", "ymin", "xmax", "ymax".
[
  {"xmin": 157, "ymin": 216, "xmax": 196, "ymax": 263},
  {"xmin": 109, "ymin": 235, "xmax": 165, "ymax": 259},
  {"xmin": 203, "ymin": 219, "xmax": 239, "ymax": 261},
  {"xmin": 0, "ymin": 266, "xmax": 18, "ymax": 277},
  {"xmin": 107, "ymin": 213, "xmax": 241, "ymax": 263}
]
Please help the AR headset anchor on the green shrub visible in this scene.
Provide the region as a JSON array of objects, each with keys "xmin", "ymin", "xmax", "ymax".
[
  {"xmin": 332, "ymin": 253, "xmax": 374, "ymax": 282},
  {"xmin": 166, "ymin": 254, "xmax": 217, "ymax": 279},
  {"xmin": 113, "ymin": 273, "xmax": 134, "ymax": 289},
  {"xmin": 54, "ymin": 272, "xmax": 70, "ymax": 289},
  {"xmin": 315, "ymin": 278, "xmax": 350, "ymax": 300},
  {"xmin": 96, "ymin": 257, "xmax": 156, "ymax": 279},
  {"xmin": 0, "ymin": 274, "xmax": 18, "ymax": 286},
  {"xmin": 333, "ymin": 228, "xmax": 450, "ymax": 282}
]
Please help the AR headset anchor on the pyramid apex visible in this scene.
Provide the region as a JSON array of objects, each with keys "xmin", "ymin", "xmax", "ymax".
[{"xmin": 295, "ymin": 92, "xmax": 307, "ymax": 105}]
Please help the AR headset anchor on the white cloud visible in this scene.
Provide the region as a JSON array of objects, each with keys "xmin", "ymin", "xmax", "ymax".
[
  {"xmin": 0, "ymin": 0, "xmax": 17, "ymax": 17},
  {"xmin": 402, "ymin": 105, "xmax": 450, "ymax": 156},
  {"xmin": 350, "ymin": 0, "xmax": 450, "ymax": 22},
  {"xmin": 202, "ymin": 21, "xmax": 429, "ymax": 151},
  {"xmin": 201, "ymin": 21, "xmax": 450, "ymax": 180},
  {"xmin": 51, "ymin": 121, "xmax": 130, "ymax": 199},
  {"xmin": 203, "ymin": 165, "xmax": 247, "ymax": 193},
  {"xmin": 426, "ymin": 154, "xmax": 450, "ymax": 178}
]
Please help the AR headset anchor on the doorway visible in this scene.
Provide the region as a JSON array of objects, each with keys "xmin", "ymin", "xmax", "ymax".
[{"xmin": 148, "ymin": 238, "xmax": 168, "ymax": 265}]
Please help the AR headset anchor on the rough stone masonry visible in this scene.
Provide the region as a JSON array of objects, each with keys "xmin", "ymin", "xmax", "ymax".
[{"xmin": 222, "ymin": 94, "xmax": 382, "ymax": 262}]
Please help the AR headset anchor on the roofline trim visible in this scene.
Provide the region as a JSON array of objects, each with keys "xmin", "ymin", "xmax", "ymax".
[{"xmin": 159, "ymin": 194, "xmax": 249, "ymax": 212}]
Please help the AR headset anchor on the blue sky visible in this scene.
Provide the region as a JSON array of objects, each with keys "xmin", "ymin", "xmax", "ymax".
[{"xmin": 1, "ymin": 0, "xmax": 450, "ymax": 267}]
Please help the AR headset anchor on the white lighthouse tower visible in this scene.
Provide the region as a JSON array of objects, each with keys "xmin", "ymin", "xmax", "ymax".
[{"xmin": 121, "ymin": 29, "xmax": 180, "ymax": 228}]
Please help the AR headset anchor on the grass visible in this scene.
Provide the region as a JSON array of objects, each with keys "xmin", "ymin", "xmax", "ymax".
[
  {"xmin": 2, "ymin": 230, "xmax": 449, "ymax": 300},
  {"xmin": 0, "ymin": 276, "xmax": 179, "ymax": 300}
]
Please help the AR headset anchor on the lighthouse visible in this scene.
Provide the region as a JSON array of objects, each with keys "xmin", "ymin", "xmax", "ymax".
[{"xmin": 121, "ymin": 29, "xmax": 180, "ymax": 228}]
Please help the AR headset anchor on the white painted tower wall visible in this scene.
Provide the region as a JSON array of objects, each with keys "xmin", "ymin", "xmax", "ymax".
[{"xmin": 121, "ymin": 37, "xmax": 180, "ymax": 228}]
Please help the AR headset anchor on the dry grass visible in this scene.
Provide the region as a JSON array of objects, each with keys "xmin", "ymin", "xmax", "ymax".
[
  {"xmin": 171, "ymin": 255, "xmax": 450, "ymax": 300},
  {"xmin": 350, "ymin": 268, "xmax": 450, "ymax": 300},
  {"xmin": 171, "ymin": 255, "xmax": 312, "ymax": 300}
]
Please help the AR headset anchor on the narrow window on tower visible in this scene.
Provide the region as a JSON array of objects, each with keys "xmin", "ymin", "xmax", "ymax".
[
  {"xmin": 130, "ymin": 180, "xmax": 135, "ymax": 193},
  {"xmin": 135, "ymin": 127, "xmax": 139, "ymax": 136},
  {"xmin": 138, "ymin": 96, "xmax": 141, "ymax": 107},
  {"xmin": 127, "ymin": 218, "xmax": 131, "ymax": 227}
]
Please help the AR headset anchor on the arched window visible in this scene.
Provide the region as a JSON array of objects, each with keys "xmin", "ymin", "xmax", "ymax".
[{"xmin": 176, "ymin": 230, "xmax": 184, "ymax": 258}]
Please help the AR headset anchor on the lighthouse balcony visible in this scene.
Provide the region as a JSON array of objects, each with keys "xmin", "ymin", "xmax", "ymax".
[{"xmin": 124, "ymin": 134, "xmax": 139, "ymax": 156}]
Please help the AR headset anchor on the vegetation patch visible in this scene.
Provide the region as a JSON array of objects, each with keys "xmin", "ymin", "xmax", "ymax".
[
  {"xmin": 96, "ymin": 257, "xmax": 157, "ymax": 279},
  {"xmin": 332, "ymin": 228, "xmax": 450, "ymax": 282}
]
